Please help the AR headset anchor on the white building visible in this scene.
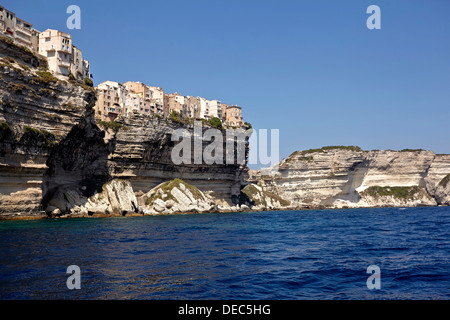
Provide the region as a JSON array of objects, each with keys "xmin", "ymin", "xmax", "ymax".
[
  {"xmin": 38, "ymin": 29, "xmax": 90, "ymax": 79},
  {"xmin": 208, "ymin": 99, "xmax": 222, "ymax": 120},
  {"xmin": 198, "ymin": 97, "xmax": 211, "ymax": 119}
]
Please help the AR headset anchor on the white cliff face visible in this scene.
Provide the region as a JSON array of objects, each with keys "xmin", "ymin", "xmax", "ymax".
[
  {"xmin": 252, "ymin": 147, "xmax": 450, "ymax": 209},
  {"xmin": 241, "ymin": 183, "xmax": 291, "ymax": 210},
  {"xmin": 434, "ymin": 174, "xmax": 450, "ymax": 205},
  {"xmin": 138, "ymin": 178, "xmax": 219, "ymax": 214},
  {"xmin": 47, "ymin": 179, "xmax": 139, "ymax": 217}
]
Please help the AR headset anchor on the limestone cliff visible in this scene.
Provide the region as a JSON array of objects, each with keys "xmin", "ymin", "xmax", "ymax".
[
  {"xmin": 0, "ymin": 37, "xmax": 249, "ymax": 218},
  {"xmin": 0, "ymin": 37, "xmax": 95, "ymax": 218},
  {"xmin": 249, "ymin": 147, "xmax": 450, "ymax": 209}
]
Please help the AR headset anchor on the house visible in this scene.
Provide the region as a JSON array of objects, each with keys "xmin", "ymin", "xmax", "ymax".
[
  {"xmin": 0, "ymin": 5, "xmax": 40, "ymax": 52},
  {"xmin": 224, "ymin": 105, "xmax": 244, "ymax": 127},
  {"xmin": 95, "ymin": 81, "xmax": 128, "ymax": 121}
]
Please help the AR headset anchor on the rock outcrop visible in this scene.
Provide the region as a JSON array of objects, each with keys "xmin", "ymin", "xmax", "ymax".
[
  {"xmin": 48, "ymin": 179, "xmax": 139, "ymax": 218},
  {"xmin": 250, "ymin": 147, "xmax": 450, "ymax": 209},
  {"xmin": 434, "ymin": 174, "xmax": 450, "ymax": 205},
  {"xmin": 240, "ymin": 183, "xmax": 291, "ymax": 210},
  {"xmin": 138, "ymin": 178, "xmax": 218, "ymax": 214}
]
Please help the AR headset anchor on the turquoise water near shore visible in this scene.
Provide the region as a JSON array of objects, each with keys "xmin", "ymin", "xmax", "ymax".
[{"xmin": 0, "ymin": 207, "xmax": 449, "ymax": 299}]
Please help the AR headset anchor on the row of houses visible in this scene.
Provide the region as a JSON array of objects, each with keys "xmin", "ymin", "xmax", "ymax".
[
  {"xmin": 0, "ymin": 5, "xmax": 91, "ymax": 81},
  {"xmin": 95, "ymin": 80, "xmax": 245, "ymax": 128},
  {"xmin": 0, "ymin": 5, "xmax": 244, "ymax": 128}
]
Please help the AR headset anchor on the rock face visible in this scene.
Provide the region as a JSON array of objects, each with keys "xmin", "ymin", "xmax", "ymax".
[
  {"xmin": 240, "ymin": 183, "xmax": 291, "ymax": 210},
  {"xmin": 250, "ymin": 147, "xmax": 450, "ymax": 209},
  {"xmin": 139, "ymin": 178, "xmax": 218, "ymax": 214},
  {"xmin": 434, "ymin": 174, "xmax": 450, "ymax": 205},
  {"xmin": 49, "ymin": 179, "xmax": 139, "ymax": 218},
  {"xmin": 0, "ymin": 38, "xmax": 95, "ymax": 218},
  {"xmin": 0, "ymin": 37, "xmax": 249, "ymax": 218},
  {"xmin": 106, "ymin": 115, "xmax": 249, "ymax": 205}
]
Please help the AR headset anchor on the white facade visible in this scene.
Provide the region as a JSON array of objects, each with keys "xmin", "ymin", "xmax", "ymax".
[
  {"xmin": 38, "ymin": 29, "xmax": 90, "ymax": 78},
  {"xmin": 198, "ymin": 97, "xmax": 211, "ymax": 119},
  {"xmin": 208, "ymin": 100, "xmax": 222, "ymax": 120}
]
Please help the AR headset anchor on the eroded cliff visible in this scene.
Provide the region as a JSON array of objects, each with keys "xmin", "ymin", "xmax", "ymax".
[
  {"xmin": 0, "ymin": 38, "xmax": 249, "ymax": 218},
  {"xmin": 249, "ymin": 147, "xmax": 450, "ymax": 209}
]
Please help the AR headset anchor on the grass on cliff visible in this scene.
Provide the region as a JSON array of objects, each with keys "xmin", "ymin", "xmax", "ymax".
[
  {"xmin": 97, "ymin": 121, "xmax": 128, "ymax": 133},
  {"xmin": 19, "ymin": 126, "xmax": 56, "ymax": 147},
  {"xmin": 0, "ymin": 121, "xmax": 14, "ymax": 141},
  {"xmin": 288, "ymin": 146, "xmax": 363, "ymax": 159},
  {"xmin": 145, "ymin": 178, "xmax": 205, "ymax": 206},
  {"xmin": 34, "ymin": 71, "xmax": 58, "ymax": 84},
  {"xmin": 360, "ymin": 186, "xmax": 424, "ymax": 199},
  {"xmin": 439, "ymin": 174, "xmax": 450, "ymax": 189}
]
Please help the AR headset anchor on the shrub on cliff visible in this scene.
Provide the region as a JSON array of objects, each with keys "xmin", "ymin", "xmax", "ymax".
[
  {"xmin": 207, "ymin": 117, "xmax": 223, "ymax": 130},
  {"xmin": 439, "ymin": 174, "xmax": 450, "ymax": 189},
  {"xmin": 0, "ymin": 121, "xmax": 14, "ymax": 142},
  {"xmin": 299, "ymin": 146, "xmax": 363, "ymax": 154},
  {"xmin": 19, "ymin": 126, "xmax": 56, "ymax": 147},
  {"xmin": 361, "ymin": 186, "xmax": 424, "ymax": 200},
  {"xmin": 83, "ymin": 78, "xmax": 93, "ymax": 87},
  {"xmin": 170, "ymin": 110, "xmax": 183, "ymax": 124},
  {"xmin": 97, "ymin": 121, "xmax": 125, "ymax": 133},
  {"xmin": 35, "ymin": 70, "xmax": 58, "ymax": 84}
]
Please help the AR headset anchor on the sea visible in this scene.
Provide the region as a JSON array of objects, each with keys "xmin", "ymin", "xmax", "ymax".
[{"xmin": 0, "ymin": 207, "xmax": 449, "ymax": 300}]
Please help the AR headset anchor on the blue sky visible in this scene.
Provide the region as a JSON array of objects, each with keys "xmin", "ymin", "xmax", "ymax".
[{"xmin": 4, "ymin": 0, "xmax": 450, "ymax": 164}]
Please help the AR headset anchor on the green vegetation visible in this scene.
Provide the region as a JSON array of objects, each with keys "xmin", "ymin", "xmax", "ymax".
[
  {"xmin": 38, "ymin": 88, "xmax": 56, "ymax": 98},
  {"xmin": 97, "ymin": 121, "xmax": 126, "ymax": 133},
  {"xmin": 206, "ymin": 117, "xmax": 223, "ymax": 130},
  {"xmin": 83, "ymin": 78, "xmax": 93, "ymax": 87},
  {"xmin": 241, "ymin": 184, "xmax": 290, "ymax": 207},
  {"xmin": 244, "ymin": 122, "xmax": 252, "ymax": 129},
  {"xmin": 439, "ymin": 174, "xmax": 450, "ymax": 189},
  {"xmin": 0, "ymin": 35, "xmax": 41, "ymax": 63},
  {"xmin": 300, "ymin": 146, "xmax": 363, "ymax": 154},
  {"xmin": 68, "ymin": 73, "xmax": 76, "ymax": 81},
  {"xmin": 145, "ymin": 178, "xmax": 205, "ymax": 206},
  {"xmin": 19, "ymin": 126, "xmax": 56, "ymax": 147},
  {"xmin": 0, "ymin": 121, "xmax": 13, "ymax": 141},
  {"xmin": 361, "ymin": 186, "xmax": 423, "ymax": 199},
  {"xmin": 7, "ymin": 82, "xmax": 33, "ymax": 95},
  {"xmin": 400, "ymin": 149, "xmax": 425, "ymax": 152},
  {"xmin": 35, "ymin": 70, "xmax": 58, "ymax": 84}
]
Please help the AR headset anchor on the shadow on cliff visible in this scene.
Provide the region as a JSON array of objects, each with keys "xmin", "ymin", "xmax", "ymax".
[{"xmin": 41, "ymin": 104, "xmax": 116, "ymax": 215}]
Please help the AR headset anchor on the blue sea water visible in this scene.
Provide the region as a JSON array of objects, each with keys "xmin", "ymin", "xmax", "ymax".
[{"xmin": 0, "ymin": 207, "xmax": 449, "ymax": 300}]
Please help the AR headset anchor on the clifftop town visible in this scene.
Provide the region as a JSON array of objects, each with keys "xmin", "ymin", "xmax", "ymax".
[
  {"xmin": 0, "ymin": 5, "xmax": 246, "ymax": 130},
  {"xmin": 94, "ymin": 80, "xmax": 246, "ymax": 129}
]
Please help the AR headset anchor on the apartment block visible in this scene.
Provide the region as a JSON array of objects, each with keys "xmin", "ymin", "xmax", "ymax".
[
  {"xmin": 95, "ymin": 81, "xmax": 128, "ymax": 121},
  {"xmin": 198, "ymin": 97, "xmax": 211, "ymax": 120},
  {"xmin": 0, "ymin": 5, "xmax": 39, "ymax": 52},
  {"xmin": 208, "ymin": 100, "xmax": 222, "ymax": 120},
  {"xmin": 167, "ymin": 93, "xmax": 183, "ymax": 115},
  {"xmin": 95, "ymin": 80, "xmax": 245, "ymax": 126},
  {"xmin": 38, "ymin": 29, "xmax": 90, "ymax": 80},
  {"xmin": 224, "ymin": 105, "xmax": 244, "ymax": 127}
]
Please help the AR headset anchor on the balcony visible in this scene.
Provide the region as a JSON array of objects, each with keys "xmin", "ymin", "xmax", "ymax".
[
  {"xmin": 60, "ymin": 46, "xmax": 71, "ymax": 54},
  {"xmin": 14, "ymin": 31, "xmax": 32, "ymax": 45},
  {"xmin": 57, "ymin": 59, "xmax": 71, "ymax": 67},
  {"xmin": 15, "ymin": 25, "xmax": 32, "ymax": 37}
]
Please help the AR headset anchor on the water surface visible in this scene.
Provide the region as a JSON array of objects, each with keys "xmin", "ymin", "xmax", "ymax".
[{"xmin": 0, "ymin": 207, "xmax": 449, "ymax": 299}]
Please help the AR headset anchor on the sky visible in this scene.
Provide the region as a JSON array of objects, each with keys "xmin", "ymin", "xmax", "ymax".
[{"xmin": 3, "ymin": 0, "xmax": 450, "ymax": 166}]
